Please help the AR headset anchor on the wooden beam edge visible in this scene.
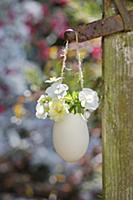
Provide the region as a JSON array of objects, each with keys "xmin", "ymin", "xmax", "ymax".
[{"xmin": 64, "ymin": 10, "xmax": 133, "ymax": 43}]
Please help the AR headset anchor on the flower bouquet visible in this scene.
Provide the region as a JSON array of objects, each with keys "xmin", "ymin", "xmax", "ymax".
[{"xmin": 36, "ymin": 33, "xmax": 99, "ymax": 162}]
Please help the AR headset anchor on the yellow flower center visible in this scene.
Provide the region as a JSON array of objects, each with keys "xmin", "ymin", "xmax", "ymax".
[
  {"xmin": 55, "ymin": 105, "xmax": 63, "ymax": 113},
  {"xmin": 49, "ymin": 100, "xmax": 68, "ymax": 121}
]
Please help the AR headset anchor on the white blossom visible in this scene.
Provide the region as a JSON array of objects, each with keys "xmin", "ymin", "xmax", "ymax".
[
  {"xmin": 83, "ymin": 110, "xmax": 91, "ymax": 120},
  {"xmin": 45, "ymin": 83, "xmax": 68, "ymax": 99},
  {"xmin": 79, "ymin": 88, "xmax": 99, "ymax": 111},
  {"xmin": 37, "ymin": 94, "xmax": 46, "ymax": 103},
  {"xmin": 23, "ymin": 0, "xmax": 43, "ymax": 22},
  {"xmin": 49, "ymin": 100, "xmax": 69, "ymax": 121},
  {"xmin": 45, "ymin": 77, "xmax": 62, "ymax": 83},
  {"xmin": 35, "ymin": 103, "xmax": 48, "ymax": 119}
]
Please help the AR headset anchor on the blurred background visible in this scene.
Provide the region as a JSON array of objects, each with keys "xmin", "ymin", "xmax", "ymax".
[{"xmin": 0, "ymin": 0, "xmax": 102, "ymax": 199}]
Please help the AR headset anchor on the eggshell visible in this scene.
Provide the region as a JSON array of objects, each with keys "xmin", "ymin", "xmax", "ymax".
[{"xmin": 53, "ymin": 113, "xmax": 89, "ymax": 162}]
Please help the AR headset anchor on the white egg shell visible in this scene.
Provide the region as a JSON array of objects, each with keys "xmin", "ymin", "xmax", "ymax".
[{"xmin": 53, "ymin": 113, "xmax": 89, "ymax": 162}]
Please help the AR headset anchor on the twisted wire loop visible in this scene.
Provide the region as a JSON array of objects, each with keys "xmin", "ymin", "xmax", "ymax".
[
  {"xmin": 61, "ymin": 40, "xmax": 69, "ymax": 81},
  {"xmin": 75, "ymin": 31, "xmax": 84, "ymax": 89},
  {"xmin": 61, "ymin": 31, "xmax": 84, "ymax": 89}
]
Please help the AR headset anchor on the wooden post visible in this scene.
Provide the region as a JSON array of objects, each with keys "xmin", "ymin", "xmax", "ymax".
[{"xmin": 102, "ymin": 0, "xmax": 133, "ymax": 199}]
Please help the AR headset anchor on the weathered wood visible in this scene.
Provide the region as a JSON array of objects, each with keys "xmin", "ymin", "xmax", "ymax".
[
  {"xmin": 113, "ymin": 0, "xmax": 133, "ymax": 30},
  {"xmin": 64, "ymin": 10, "xmax": 133, "ymax": 42},
  {"xmin": 102, "ymin": 0, "xmax": 133, "ymax": 199}
]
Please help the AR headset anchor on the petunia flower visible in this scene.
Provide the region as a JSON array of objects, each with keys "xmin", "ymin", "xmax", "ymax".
[
  {"xmin": 79, "ymin": 88, "xmax": 99, "ymax": 111},
  {"xmin": 45, "ymin": 82, "xmax": 68, "ymax": 99}
]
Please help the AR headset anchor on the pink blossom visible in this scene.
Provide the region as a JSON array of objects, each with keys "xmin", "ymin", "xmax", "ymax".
[
  {"xmin": 37, "ymin": 40, "xmax": 49, "ymax": 60},
  {"xmin": 51, "ymin": 0, "xmax": 69, "ymax": 6},
  {"xmin": 0, "ymin": 105, "xmax": 5, "ymax": 114},
  {"xmin": 0, "ymin": 20, "xmax": 4, "ymax": 28},
  {"xmin": 51, "ymin": 11, "xmax": 68, "ymax": 38},
  {"xmin": 42, "ymin": 4, "xmax": 50, "ymax": 17},
  {"xmin": 92, "ymin": 47, "xmax": 102, "ymax": 60},
  {"xmin": 8, "ymin": 10, "xmax": 15, "ymax": 22},
  {"xmin": 25, "ymin": 21, "xmax": 40, "ymax": 36}
]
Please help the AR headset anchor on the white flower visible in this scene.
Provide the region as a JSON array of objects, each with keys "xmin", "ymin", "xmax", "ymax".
[
  {"xmin": 49, "ymin": 100, "xmax": 69, "ymax": 121},
  {"xmin": 37, "ymin": 94, "xmax": 46, "ymax": 103},
  {"xmin": 36, "ymin": 95, "xmax": 50, "ymax": 119},
  {"xmin": 83, "ymin": 110, "xmax": 91, "ymax": 120},
  {"xmin": 35, "ymin": 103, "xmax": 48, "ymax": 119},
  {"xmin": 23, "ymin": 1, "xmax": 43, "ymax": 22},
  {"xmin": 45, "ymin": 83, "xmax": 68, "ymax": 99},
  {"xmin": 45, "ymin": 77, "xmax": 62, "ymax": 83},
  {"xmin": 79, "ymin": 88, "xmax": 99, "ymax": 111}
]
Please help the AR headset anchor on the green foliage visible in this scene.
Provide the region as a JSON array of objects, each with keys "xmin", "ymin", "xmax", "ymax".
[
  {"xmin": 25, "ymin": 68, "xmax": 45, "ymax": 91},
  {"xmin": 65, "ymin": 91, "xmax": 83, "ymax": 114},
  {"xmin": 65, "ymin": 0, "xmax": 102, "ymax": 26}
]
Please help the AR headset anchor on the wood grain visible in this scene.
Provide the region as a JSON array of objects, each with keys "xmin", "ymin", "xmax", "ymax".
[{"xmin": 102, "ymin": 0, "xmax": 133, "ymax": 199}]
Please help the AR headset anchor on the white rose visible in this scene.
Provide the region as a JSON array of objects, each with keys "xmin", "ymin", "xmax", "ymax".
[
  {"xmin": 79, "ymin": 88, "xmax": 99, "ymax": 111},
  {"xmin": 45, "ymin": 83, "xmax": 68, "ymax": 99}
]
